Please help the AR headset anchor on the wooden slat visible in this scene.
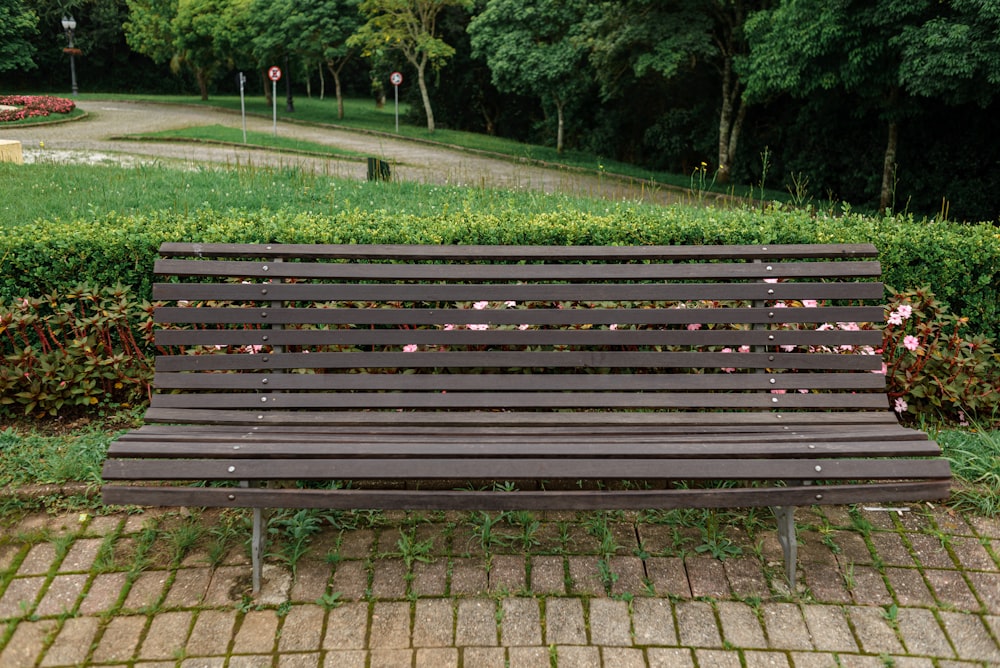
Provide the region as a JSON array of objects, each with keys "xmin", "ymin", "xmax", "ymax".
[
  {"xmin": 154, "ymin": 258, "xmax": 881, "ymax": 282},
  {"xmin": 154, "ymin": 305, "xmax": 885, "ymax": 327},
  {"xmin": 102, "ymin": 456, "xmax": 950, "ymax": 482},
  {"xmin": 152, "ymin": 281, "xmax": 886, "ymax": 303}
]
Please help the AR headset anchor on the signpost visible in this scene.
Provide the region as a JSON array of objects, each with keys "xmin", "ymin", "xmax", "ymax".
[
  {"xmin": 238, "ymin": 72, "xmax": 248, "ymax": 143},
  {"xmin": 268, "ymin": 66, "xmax": 282, "ymax": 136},
  {"xmin": 390, "ymin": 71, "xmax": 403, "ymax": 133}
]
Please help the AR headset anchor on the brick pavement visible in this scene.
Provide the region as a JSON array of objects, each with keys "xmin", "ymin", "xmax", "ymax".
[{"xmin": 1, "ymin": 505, "xmax": 998, "ymax": 667}]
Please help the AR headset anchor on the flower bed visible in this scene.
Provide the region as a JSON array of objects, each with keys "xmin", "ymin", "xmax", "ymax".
[{"xmin": 0, "ymin": 95, "xmax": 76, "ymax": 123}]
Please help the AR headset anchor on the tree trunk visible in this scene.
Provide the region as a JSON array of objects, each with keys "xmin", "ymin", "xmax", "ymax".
[
  {"xmin": 319, "ymin": 63, "xmax": 325, "ymax": 100},
  {"xmin": 327, "ymin": 61, "xmax": 346, "ymax": 120},
  {"xmin": 555, "ymin": 96, "xmax": 565, "ymax": 153},
  {"xmin": 880, "ymin": 120, "xmax": 898, "ymax": 214},
  {"xmin": 717, "ymin": 56, "xmax": 745, "ymax": 184},
  {"xmin": 196, "ymin": 68, "xmax": 209, "ymax": 101},
  {"xmin": 416, "ymin": 60, "xmax": 435, "ymax": 132}
]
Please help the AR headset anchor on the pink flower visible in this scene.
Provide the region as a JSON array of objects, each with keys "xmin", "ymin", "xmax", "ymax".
[
  {"xmin": 903, "ymin": 335, "xmax": 920, "ymax": 351},
  {"xmin": 896, "ymin": 304, "xmax": 912, "ymax": 320},
  {"xmin": 770, "ymin": 389, "xmax": 787, "ymax": 395},
  {"xmin": 838, "ymin": 322, "xmax": 860, "ymax": 331},
  {"xmin": 504, "ymin": 300, "xmax": 517, "ymax": 308},
  {"xmin": 738, "ymin": 345, "xmax": 750, "ymax": 353},
  {"xmin": 687, "ymin": 323, "xmax": 702, "ymax": 331},
  {"xmin": 894, "ymin": 397, "xmax": 908, "ymax": 413},
  {"xmin": 403, "ymin": 344, "xmax": 418, "ymax": 352},
  {"xmin": 871, "ymin": 362, "xmax": 888, "ymax": 375},
  {"xmin": 518, "ymin": 324, "xmax": 530, "ymax": 330},
  {"xmin": 764, "ymin": 278, "xmax": 778, "ymax": 284},
  {"xmin": 443, "ymin": 324, "xmax": 456, "ymax": 331},
  {"xmin": 887, "ymin": 312, "xmax": 904, "ymax": 326},
  {"xmin": 802, "ymin": 300, "xmax": 818, "ymax": 308},
  {"xmin": 609, "ymin": 324, "xmax": 618, "ymax": 331},
  {"xmin": 468, "ymin": 323, "xmax": 489, "ymax": 331},
  {"xmin": 473, "ymin": 301, "xmax": 489, "ymax": 310}
]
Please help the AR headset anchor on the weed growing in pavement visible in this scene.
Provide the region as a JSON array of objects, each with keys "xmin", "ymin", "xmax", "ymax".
[
  {"xmin": 162, "ymin": 516, "xmax": 206, "ymax": 566},
  {"xmin": 316, "ymin": 590, "xmax": 343, "ymax": 610},
  {"xmin": 266, "ymin": 509, "xmax": 328, "ymax": 575},
  {"xmin": 380, "ymin": 528, "xmax": 435, "ymax": 571}
]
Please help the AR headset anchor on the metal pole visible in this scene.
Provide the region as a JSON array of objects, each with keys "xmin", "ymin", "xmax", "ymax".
[
  {"xmin": 272, "ymin": 80, "xmax": 277, "ymax": 136},
  {"xmin": 394, "ymin": 84, "xmax": 399, "ymax": 133},
  {"xmin": 67, "ymin": 31, "xmax": 78, "ymax": 97},
  {"xmin": 239, "ymin": 73, "xmax": 247, "ymax": 143}
]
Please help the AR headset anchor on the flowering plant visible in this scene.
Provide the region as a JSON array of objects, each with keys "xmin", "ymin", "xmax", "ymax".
[{"xmin": 0, "ymin": 95, "xmax": 76, "ymax": 123}]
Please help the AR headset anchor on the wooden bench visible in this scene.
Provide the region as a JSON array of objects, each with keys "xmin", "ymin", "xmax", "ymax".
[{"xmin": 102, "ymin": 242, "xmax": 950, "ymax": 591}]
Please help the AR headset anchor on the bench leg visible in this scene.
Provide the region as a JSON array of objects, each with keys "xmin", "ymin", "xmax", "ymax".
[
  {"xmin": 251, "ymin": 507, "xmax": 264, "ymax": 594},
  {"xmin": 773, "ymin": 505, "xmax": 797, "ymax": 586}
]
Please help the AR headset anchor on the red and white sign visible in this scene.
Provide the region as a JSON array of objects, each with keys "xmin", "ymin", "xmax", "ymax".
[
  {"xmin": 268, "ymin": 66, "xmax": 282, "ymax": 82},
  {"xmin": 390, "ymin": 71, "xmax": 403, "ymax": 86}
]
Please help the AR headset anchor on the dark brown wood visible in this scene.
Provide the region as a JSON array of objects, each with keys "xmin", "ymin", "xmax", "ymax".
[{"xmin": 102, "ymin": 243, "xmax": 950, "ymax": 532}]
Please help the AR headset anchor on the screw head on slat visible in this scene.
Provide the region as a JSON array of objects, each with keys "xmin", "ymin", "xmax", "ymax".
[
  {"xmin": 262, "ymin": 265, "xmax": 269, "ymax": 271},
  {"xmin": 233, "ymin": 445, "xmax": 240, "ymax": 450},
  {"xmin": 262, "ymin": 378, "xmax": 268, "ymax": 384},
  {"xmin": 772, "ymin": 397, "xmax": 779, "ymax": 403},
  {"xmin": 769, "ymin": 378, "xmax": 776, "ymax": 384},
  {"xmin": 768, "ymin": 355, "xmax": 775, "ymax": 361},
  {"xmin": 228, "ymin": 466, "xmax": 236, "ymax": 473},
  {"xmin": 261, "ymin": 288, "xmax": 268, "ymax": 295},
  {"xmin": 814, "ymin": 465, "xmax": 822, "ymax": 472},
  {"xmin": 768, "ymin": 289, "xmax": 774, "ymax": 295},
  {"xmin": 768, "ymin": 312, "xmax": 775, "ymax": 318},
  {"xmin": 228, "ymin": 494, "xmax": 236, "ymax": 500},
  {"xmin": 262, "ymin": 335, "xmax": 269, "ymax": 341},
  {"xmin": 257, "ymin": 415, "xmax": 264, "ymax": 419},
  {"xmin": 262, "ymin": 357, "xmax": 269, "ymax": 362},
  {"xmin": 261, "ymin": 397, "xmax": 267, "ymax": 403},
  {"xmin": 766, "ymin": 265, "xmax": 773, "ymax": 271},
  {"xmin": 815, "ymin": 494, "xmax": 823, "ymax": 500},
  {"xmin": 261, "ymin": 311, "xmax": 267, "ymax": 318},
  {"xmin": 768, "ymin": 334, "xmax": 775, "ymax": 340}
]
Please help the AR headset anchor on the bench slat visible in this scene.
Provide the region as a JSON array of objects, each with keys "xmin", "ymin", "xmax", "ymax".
[
  {"xmin": 154, "ymin": 258, "xmax": 882, "ymax": 281},
  {"xmin": 102, "ymin": 456, "xmax": 950, "ymax": 481},
  {"xmin": 157, "ymin": 242, "xmax": 880, "ymax": 261}
]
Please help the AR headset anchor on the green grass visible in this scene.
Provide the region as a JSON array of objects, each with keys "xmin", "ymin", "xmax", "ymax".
[
  {"xmin": 937, "ymin": 426, "xmax": 1000, "ymax": 516},
  {"xmin": 0, "ymin": 427, "xmax": 113, "ymax": 487},
  {"xmin": 0, "ymin": 107, "xmax": 87, "ymax": 126},
  {"xmin": 1, "ymin": 160, "xmax": 663, "ymax": 226},
  {"xmin": 126, "ymin": 123, "xmax": 365, "ymax": 159}
]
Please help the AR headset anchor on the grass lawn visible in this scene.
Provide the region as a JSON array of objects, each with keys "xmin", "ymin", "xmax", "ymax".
[{"xmin": 125, "ymin": 124, "xmax": 367, "ymax": 159}]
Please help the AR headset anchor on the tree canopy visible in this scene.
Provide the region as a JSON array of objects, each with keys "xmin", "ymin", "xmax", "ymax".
[{"xmin": 0, "ymin": 0, "xmax": 39, "ymax": 72}]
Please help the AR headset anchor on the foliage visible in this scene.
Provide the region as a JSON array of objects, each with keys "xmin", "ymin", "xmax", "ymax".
[
  {"xmin": 937, "ymin": 426, "xmax": 1000, "ymax": 516},
  {"xmin": 0, "ymin": 0, "xmax": 39, "ymax": 72},
  {"xmin": 0, "ymin": 95, "xmax": 74, "ymax": 121},
  {"xmin": 0, "ymin": 284, "xmax": 154, "ymax": 417},
  {"xmin": 0, "ymin": 427, "xmax": 111, "ymax": 486}
]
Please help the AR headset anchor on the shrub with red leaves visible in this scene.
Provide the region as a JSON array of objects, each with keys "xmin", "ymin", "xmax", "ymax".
[{"xmin": 0, "ymin": 95, "xmax": 76, "ymax": 123}]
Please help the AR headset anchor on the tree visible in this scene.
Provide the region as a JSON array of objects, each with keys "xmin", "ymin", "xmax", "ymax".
[
  {"xmin": 124, "ymin": 0, "xmax": 178, "ymax": 66},
  {"xmin": 0, "ymin": 0, "xmax": 39, "ymax": 71},
  {"xmin": 588, "ymin": 0, "xmax": 764, "ymax": 183},
  {"xmin": 349, "ymin": 0, "xmax": 473, "ymax": 132},
  {"xmin": 468, "ymin": 0, "xmax": 593, "ymax": 153}
]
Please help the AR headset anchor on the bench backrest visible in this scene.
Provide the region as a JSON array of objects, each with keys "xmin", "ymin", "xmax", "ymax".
[{"xmin": 147, "ymin": 243, "xmax": 890, "ymax": 426}]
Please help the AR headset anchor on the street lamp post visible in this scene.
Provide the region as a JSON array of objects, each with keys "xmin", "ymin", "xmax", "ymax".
[{"xmin": 61, "ymin": 16, "xmax": 79, "ymax": 97}]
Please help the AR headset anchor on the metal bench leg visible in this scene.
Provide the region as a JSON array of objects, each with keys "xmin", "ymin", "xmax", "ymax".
[
  {"xmin": 773, "ymin": 505, "xmax": 797, "ymax": 586},
  {"xmin": 251, "ymin": 507, "xmax": 264, "ymax": 594}
]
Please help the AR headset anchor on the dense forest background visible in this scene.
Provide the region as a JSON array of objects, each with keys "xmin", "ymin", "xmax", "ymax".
[{"xmin": 3, "ymin": 0, "xmax": 999, "ymax": 222}]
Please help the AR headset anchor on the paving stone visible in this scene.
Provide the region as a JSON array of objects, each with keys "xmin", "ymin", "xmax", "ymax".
[
  {"xmin": 0, "ymin": 543, "xmax": 22, "ymax": 572},
  {"xmin": 276, "ymin": 652, "xmax": 322, "ymax": 668},
  {"xmin": 92, "ymin": 614, "xmax": 147, "ymax": 663},
  {"xmin": 888, "ymin": 658, "xmax": 936, "ymax": 668},
  {"xmin": 693, "ymin": 648, "xmax": 742, "ymax": 667},
  {"xmin": 846, "ymin": 606, "xmax": 905, "ymax": 655},
  {"xmin": 804, "ymin": 562, "xmax": 852, "ymax": 603},
  {"xmin": 59, "ymin": 538, "xmax": 103, "ymax": 572},
  {"xmin": 716, "ymin": 601, "xmax": 766, "ymax": 649},
  {"xmin": 0, "ymin": 576, "xmax": 46, "ymax": 618},
  {"xmin": 646, "ymin": 648, "xmax": 695, "ymax": 668},
  {"xmin": 278, "ymin": 604, "xmax": 325, "ymax": 652},
  {"xmin": 412, "ymin": 598, "xmax": 453, "ymax": 647},
  {"xmin": 461, "ymin": 646, "xmax": 506, "ymax": 667},
  {"xmin": 743, "ymin": 650, "xmax": 791, "ymax": 667},
  {"xmin": 140, "ymin": 610, "xmax": 193, "ymax": 660},
  {"xmin": 259, "ymin": 563, "xmax": 292, "ymax": 606},
  {"xmin": 528, "ymin": 555, "xmax": 565, "ymax": 595},
  {"xmin": 799, "ymin": 533, "xmax": 841, "ymax": 566},
  {"xmin": 35, "ymin": 573, "xmax": 87, "ymax": 617},
  {"xmin": 289, "ymin": 559, "xmax": 332, "ymax": 602},
  {"xmin": 675, "ymin": 601, "xmax": 721, "ymax": 648},
  {"xmin": 834, "ymin": 654, "xmax": 896, "ymax": 667},
  {"xmin": 600, "ymin": 646, "xmax": 645, "ymax": 667},
  {"xmin": 323, "ymin": 601, "xmax": 368, "ymax": 650},
  {"xmin": 645, "ymin": 557, "xmax": 692, "ymax": 597},
  {"xmin": 685, "ymin": 555, "xmax": 731, "ymax": 598},
  {"xmin": 233, "ymin": 609, "xmax": 279, "ymax": 654},
  {"xmin": 885, "ymin": 567, "xmax": 936, "ymax": 606},
  {"xmin": 801, "ymin": 605, "xmax": 858, "ymax": 654},
  {"xmin": 608, "ymin": 556, "xmax": 646, "ymax": 595},
  {"xmin": 760, "ymin": 603, "xmax": 812, "ymax": 650},
  {"xmin": 908, "ymin": 533, "xmax": 955, "ymax": 568},
  {"xmin": 78, "ymin": 571, "xmax": 128, "ymax": 614},
  {"xmin": 588, "ymin": 598, "xmax": 631, "ymax": 646},
  {"xmin": 186, "ymin": 610, "xmax": 237, "ymax": 656},
  {"xmin": 455, "ymin": 598, "xmax": 497, "ymax": 646},
  {"xmin": 40, "ymin": 615, "xmax": 101, "ymax": 667},
  {"xmin": 18, "ymin": 543, "xmax": 57, "ymax": 576},
  {"xmin": 967, "ymin": 515, "xmax": 1000, "ymax": 539},
  {"xmin": 337, "ymin": 530, "xmax": 375, "ymax": 559},
  {"xmin": 938, "ymin": 611, "xmax": 1000, "ymax": 663},
  {"xmin": 507, "ymin": 645, "xmax": 550, "ymax": 667},
  {"xmin": 896, "ymin": 607, "xmax": 954, "ymax": 658},
  {"xmin": 180, "ymin": 657, "xmax": 227, "ymax": 668},
  {"xmin": 415, "ymin": 647, "xmax": 458, "ymax": 668},
  {"xmin": 163, "ymin": 567, "xmax": 212, "ymax": 608},
  {"xmin": 369, "ymin": 648, "xmax": 412, "ymax": 667},
  {"xmin": 948, "ymin": 536, "xmax": 996, "ymax": 571},
  {"xmin": 868, "ymin": 531, "xmax": 915, "ymax": 567},
  {"xmin": 544, "ymin": 597, "xmax": 586, "ymax": 645},
  {"xmin": 450, "ymin": 557, "xmax": 488, "ymax": 596},
  {"xmin": 490, "ymin": 555, "xmax": 527, "ymax": 594},
  {"xmin": 229, "ymin": 655, "xmax": 277, "ymax": 667},
  {"xmin": 566, "ymin": 556, "xmax": 605, "ymax": 596},
  {"xmin": 369, "ymin": 601, "xmax": 411, "ymax": 649},
  {"xmin": 632, "ymin": 597, "xmax": 677, "ymax": 646},
  {"xmin": 330, "ymin": 560, "xmax": 369, "ymax": 601},
  {"xmin": 966, "ymin": 572, "xmax": 1000, "ymax": 613},
  {"xmin": 723, "ymin": 557, "xmax": 769, "ymax": 599},
  {"xmin": 321, "ymin": 650, "xmax": 367, "ymax": 668},
  {"xmin": 500, "ymin": 598, "xmax": 541, "ymax": 646},
  {"xmin": 848, "ymin": 565, "xmax": 892, "ymax": 605},
  {"xmin": 788, "ymin": 651, "xmax": 849, "ymax": 668},
  {"xmin": 555, "ymin": 645, "xmax": 602, "ymax": 667},
  {"xmin": 370, "ymin": 559, "xmax": 408, "ymax": 598},
  {"xmin": 924, "ymin": 569, "xmax": 981, "ymax": 611},
  {"xmin": 122, "ymin": 570, "xmax": 169, "ymax": 611},
  {"xmin": 832, "ymin": 531, "xmax": 872, "ymax": 564},
  {"xmin": 0, "ymin": 619, "xmax": 56, "ymax": 668},
  {"xmin": 411, "ymin": 559, "xmax": 448, "ymax": 596}
]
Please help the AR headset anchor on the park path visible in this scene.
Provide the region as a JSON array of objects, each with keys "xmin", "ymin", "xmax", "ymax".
[{"xmin": 1, "ymin": 99, "xmax": 689, "ymax": 206}]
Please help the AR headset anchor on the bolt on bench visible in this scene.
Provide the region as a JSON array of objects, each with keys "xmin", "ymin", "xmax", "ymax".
[{"xmin": 102, "ymin": 242, "xmax": 951, "ymax": 591}]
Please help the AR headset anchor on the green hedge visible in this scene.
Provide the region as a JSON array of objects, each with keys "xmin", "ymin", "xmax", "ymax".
[{"xmin": 2, "ymin": 205, "xmax": 999, "ymax": 338}]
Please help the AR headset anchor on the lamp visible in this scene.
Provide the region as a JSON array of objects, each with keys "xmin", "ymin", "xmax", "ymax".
[{"xmin": 61, "ymin": 16, "xmax": 79, "ymax": 97}]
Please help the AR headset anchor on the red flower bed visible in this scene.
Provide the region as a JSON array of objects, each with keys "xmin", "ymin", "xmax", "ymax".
[{"xmin": 0, "ymin": 95, "xmax": 76, "ymax": 122}]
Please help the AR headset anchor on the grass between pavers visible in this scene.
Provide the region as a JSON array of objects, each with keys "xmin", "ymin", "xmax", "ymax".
[{"xmin": 124, "ymin": 124, "xmax": 367, "ymax": 159}]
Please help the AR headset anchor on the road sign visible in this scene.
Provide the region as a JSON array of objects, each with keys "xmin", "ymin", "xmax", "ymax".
[
  {"xmin": 390, "ymin": 71, "xmax": 403, "ymax": 86},
  {"xmin": 268, "ymin": 66, "xmax": 282, "ymax": 82}
]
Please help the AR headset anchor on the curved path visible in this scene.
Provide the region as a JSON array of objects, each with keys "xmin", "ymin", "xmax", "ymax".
[{"xmin": 1, "ymin": 100, "xmax": 691, "ymax": 206}]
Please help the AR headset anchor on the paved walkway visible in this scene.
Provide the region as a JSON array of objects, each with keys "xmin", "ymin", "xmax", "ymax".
[{"xmin": 1, "ymin": 504, "xmax": 998, "ymax": 667}]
